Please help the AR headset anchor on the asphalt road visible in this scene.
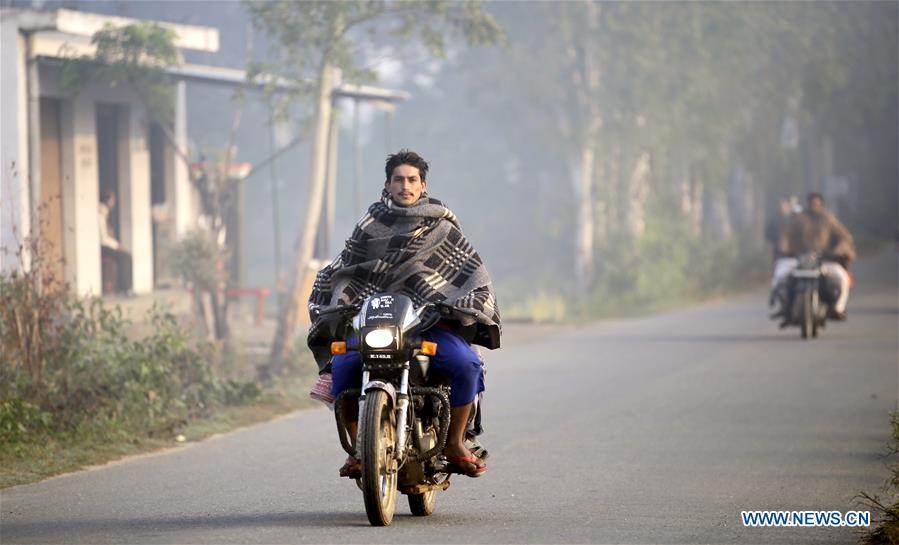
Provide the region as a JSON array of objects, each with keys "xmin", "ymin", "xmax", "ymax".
[{"xmin": 2, "ymin": 252, "xmax": 896, "ymax": 544}]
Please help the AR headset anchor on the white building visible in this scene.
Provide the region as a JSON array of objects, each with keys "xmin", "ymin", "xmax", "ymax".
[{"xmin": 1, "ymin": 8, "xmax": 217, "ymax": 295}]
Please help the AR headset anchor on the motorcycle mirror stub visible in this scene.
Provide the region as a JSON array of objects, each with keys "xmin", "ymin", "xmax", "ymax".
[
  {"xmin": 331, "ymin": 341, "xmax": 347, "ymax": 355},
  {"xmin": 421, "ymin": 341, "xmax": 437, "ymax": 356}
]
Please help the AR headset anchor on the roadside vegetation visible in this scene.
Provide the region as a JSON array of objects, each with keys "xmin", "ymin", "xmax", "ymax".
[
  {"xmin": 0, "ymin": 234, "xmax": 316, "ymax": 489},
  {"xmin": 504, "ymin": 208, "xmax": 770, "ymax": 323},
  {"xmin": 396, "ymin": 2, "xmax": 895, "ymax": 324},
  {"xmin": 859, "ymin": 413, "xmax": 899, "ymax": 545}
]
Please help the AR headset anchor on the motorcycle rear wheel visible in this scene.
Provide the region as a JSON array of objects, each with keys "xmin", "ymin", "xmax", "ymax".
[
  {"xmin": 359, "ymin": 390, "xmax": 398, "ymax": 526},
  {"xmin": 801, "ymin": 290, "xmax": 813, "ymax": 340},
  {"xmin": 811, "ymin": 290, "xmax": 820, "ymax": 338},
  {"xmin": 408, "ymin": 489, "xmax": 438, "ymax": 516}
]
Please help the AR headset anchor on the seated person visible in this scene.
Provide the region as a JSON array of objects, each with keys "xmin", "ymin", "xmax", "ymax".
[{"xmin": 99, "ymin": 190, "xmax": 133, "ymax": 295}]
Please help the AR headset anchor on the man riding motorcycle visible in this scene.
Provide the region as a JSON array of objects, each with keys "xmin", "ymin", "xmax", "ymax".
[
  {"xmin": 306, "ymin": 149, "xmax": 501, "ymax": 479},
  {"xmin": 770, "ymin": 192, "xmax": 855, "ymax": 323}
]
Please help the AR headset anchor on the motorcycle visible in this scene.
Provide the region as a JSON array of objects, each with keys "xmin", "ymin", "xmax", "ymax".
[
  {"xmin": 785, "ymin": 252, "xmax": 829, "ymax": 339},
  {"xmin": 315, "ymin": 293, "xmax": 473, "ymax": 526}
]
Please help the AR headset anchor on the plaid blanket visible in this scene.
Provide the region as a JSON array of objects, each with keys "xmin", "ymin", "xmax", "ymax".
[{"xmin": 307, "ymin": 190, "xmax": 501, "ymax": 370}]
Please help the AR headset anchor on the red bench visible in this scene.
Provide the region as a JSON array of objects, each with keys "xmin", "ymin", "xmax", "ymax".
[
  {"xmin": 187, "ymin": 286, "xmax": 270, "ymax": 326},
  {"xmin": 226, "ymin": 287, "xmax": 270, "ymax": 326}
]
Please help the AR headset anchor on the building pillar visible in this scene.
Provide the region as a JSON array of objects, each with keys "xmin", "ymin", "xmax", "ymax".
[
  {"xmin": 170, "ymin": 81, "xmax": 195, "ymax": 237},
  {"xmin": 61, "ymin": 95, "xmax": 101, "ymax": 295},
  {"xmin": 119, "ymin": 102, "xmax": 153, "ymax": 294},
  {"xmin": 0, "ymin": 25, "xmax": 30, "ymax": 272}
]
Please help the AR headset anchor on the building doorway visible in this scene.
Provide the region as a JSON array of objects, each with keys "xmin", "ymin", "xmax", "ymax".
[
  {"xmin": 96, "ymin": 103, "xmax": 122, "ymax": 293},
  {"xmin": 39, "ymin": 97, "xmax": 64, "ymax": 287}
]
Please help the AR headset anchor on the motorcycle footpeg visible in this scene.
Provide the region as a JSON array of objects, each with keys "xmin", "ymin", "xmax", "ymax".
[{"xmin": 432, "ymin": 457, "xmax": 450, "ymax": 472}]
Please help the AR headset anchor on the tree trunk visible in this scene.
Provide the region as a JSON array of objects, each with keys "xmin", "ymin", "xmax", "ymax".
[
  {"xmin": 563, "ymin": 1, "xmax": 601, "ymax": 294},
  {"xmin": 267, "ymin": 58, "xmax": 337, "ymax": 377},
  {"xmin": 573, "ymin": 138, "xmax": 596, "ymax": 294},
  {"xmin": 689, "ymin": 172, "xmax": 703, "ymax": 237},
  {"xmin": 705, "ymin": 187, "xmax": 733, "ymax": 241},
  {"xmin": 210, "ymin": 289, "xmax": 229, "ymax": 340},
  {"xmin": 607, "ymin": 143, "xmax": 622, "ymax": 237},
  {"xmin": 323, "ymin": 100, "xmax": 340, "ymax": 258},
  {"xmin": 626, "ymin": 152, "xmax": 651, "ymax": 238}
]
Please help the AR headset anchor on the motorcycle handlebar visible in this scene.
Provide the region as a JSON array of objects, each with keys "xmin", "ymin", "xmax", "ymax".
[
  {"xmin": 312, "ymin": 302, "xmax": 362, "ymax": 318},
  {"xmin": 315, "ymin": 300, "xmax": 479, "ymax": 319},
  {"xmin": 419, "ymin": 301, "xmax": 479, "ymax": 317}
]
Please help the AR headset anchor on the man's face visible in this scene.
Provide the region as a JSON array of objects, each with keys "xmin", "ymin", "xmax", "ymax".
[
  {"xmin": 808, "ymin": 196, "xmax": 825, "ymax": 215},
  {"xmin": 385, "ymin": 164, "xmax": 426, "ymax": 206},
  {"xmin": 779, "ymin": 199, "xmax": 791, "ymax": 216},
  {"xmin": 107, "ymin": 194, "xmax": 116, "ymax": 209}
]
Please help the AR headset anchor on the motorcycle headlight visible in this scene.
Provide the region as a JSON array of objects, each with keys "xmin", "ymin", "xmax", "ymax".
[{"xmin": 364, "ymin": 328, "xmax": 395, "ymax": 349}]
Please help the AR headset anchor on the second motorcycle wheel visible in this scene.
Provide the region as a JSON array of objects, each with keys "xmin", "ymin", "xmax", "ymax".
[
  {"xmin": 408, "ymin": 489, "xmax": 438, "ymax": 516},
  {"xmin": 801, "ymin": 290, "xmax": 813, "ymax": 339}
]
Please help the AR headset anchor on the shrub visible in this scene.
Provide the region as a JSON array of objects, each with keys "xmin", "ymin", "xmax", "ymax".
[
  {"xmin": 860, "ymin": 412, "xmax": 899, "ymax": 545},
  {"xmin": 0, "ymin": 400, "xmax": 52, "ymax": 443},
  {"xmin": 0, "ymin": 263, "xmax": 259, "ymax": 443}
]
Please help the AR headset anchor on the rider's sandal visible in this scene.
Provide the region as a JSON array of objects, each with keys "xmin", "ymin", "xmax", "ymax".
[
  {"xmin": 445, "ymin": 455, "xmax": 488, "ymax": 478},
  {"xmin": 464, "ymin": 437, "xmax": 489, "ymax": 460},
  {"xmin": 468, "ymin": 444, "xmax": 489, "ymax": 461},
  {"xmin": 339, "ymin": 455, "xmax": 362, "ymax": 479}
]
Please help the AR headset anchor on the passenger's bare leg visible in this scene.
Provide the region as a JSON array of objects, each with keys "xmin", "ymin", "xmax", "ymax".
[
  {"xmin": 338, "ymin": 398, "xmax": 361, "ymax": 475},
  {"xmin": 342, "ymin": 397, "xmax": 358, "ymax": 448},
  {"xmin": 444, "ymin": 402, "xmax": 476, "ymax": 459}
]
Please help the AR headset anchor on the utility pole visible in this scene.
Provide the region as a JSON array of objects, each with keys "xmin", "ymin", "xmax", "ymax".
[
  {"xmin": 267, "ymin": 110, "xmax": 284, "ymax": 308},
  {"xmin": 266, "ymin": 76, "xmax": 409, "ymax": 377},
  {"xmin": 324, "ymin": 96, "xmax": 340, "ymax": 258},
  {"xmin": 353, "ymin": 98, "xmax": 362, "ymax": 218},
  {"xmin": 268, "ymin": 46, "xmax": 340, "ymax": 375}
]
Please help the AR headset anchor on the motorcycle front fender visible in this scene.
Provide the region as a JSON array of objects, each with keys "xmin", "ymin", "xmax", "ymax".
[{"xmin": 363, "ymin": 380, "xmax": 397, "ymax": 407}]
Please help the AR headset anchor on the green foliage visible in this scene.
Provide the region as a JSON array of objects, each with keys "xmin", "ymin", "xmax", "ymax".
[
  {"xmin": 576, "ymin": 223, "xmax": 757, "ymax": 320},
  {"xmin": 0, "ymin": 213, "xmax": 71, "ymax": 392},
  {"xmin": 0, "ymin": 266, "xmax": 260, "ymax": 446},
  {"xmin": 860, "ymin": 413, "xmax": 899, "ymax": 545},
  {"xmin": 169, "ymin": 230, "xmax": 225, "ymax": 292},
  {"xmin": 245, "ymin": 0, "xmax": 504, "ymax": 120},
  {"xmin": 61, "ymin": 22, "xmax": 180, "ymax": 124},
  {"xmin": 0, "ymin": 400, "xmax": 52, "ymax": 444},
  {"xmin": 396, "ymin": 2, "xmax": 894, "ymax": 314},
  {"xmin": 504, "ymin": 195, "xmax": 766, "ymax": 323},
  {"xmin": 504, "ymin": 291, "xmax": 568, "ymax": 324}
]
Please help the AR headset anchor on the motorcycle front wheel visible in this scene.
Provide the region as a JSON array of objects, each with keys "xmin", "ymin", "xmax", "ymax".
[{"xmin": 359, "ymin": 389, "xmax": 398, "ymax": 526}]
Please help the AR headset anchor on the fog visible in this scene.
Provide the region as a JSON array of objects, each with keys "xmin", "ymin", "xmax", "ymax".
[{"xmin": 15, "ymin": 0, "xmax": 898, "ymax": 319}]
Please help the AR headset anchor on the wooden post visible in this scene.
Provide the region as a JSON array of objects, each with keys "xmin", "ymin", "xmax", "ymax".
[
  {"xmin": 353, "ymin": 98, "xmax": 362, "ymax": 218},
  {"xmin": 267, "ymin": 110, "xmax": 284, "ymax": 303},
  {"xmin": 324, "ymin": 98, "xmax": 339, "ymax": 258}
]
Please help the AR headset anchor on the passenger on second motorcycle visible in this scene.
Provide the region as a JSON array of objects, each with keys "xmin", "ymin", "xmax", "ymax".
[{"xmin": 770, "ymin": 192, "xmax": 856, "ymax": 325}]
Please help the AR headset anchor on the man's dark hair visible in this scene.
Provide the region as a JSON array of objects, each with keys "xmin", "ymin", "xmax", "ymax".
[
  {"xmin": 101, "ymin": 189, "xmax": 116, "ymax": 204},
  {"xmin": 385, "ymin": 149, "xmax": 429, "ymax": 183},
  {"xmin": 807, "ymin": 192, "xmax": 825, "ymax": 205}
]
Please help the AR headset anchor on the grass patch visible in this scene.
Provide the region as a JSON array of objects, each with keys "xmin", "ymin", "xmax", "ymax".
[
  {"xmin": 859, "ymin": 412, "xmax": 899, "ymax": 544},
  {"xmin": 0, "ymin": 429, "xmax": 172, "ymax": 489},
  {"xmin": 503, "ymin": 246, "xmax": 768, "ymax": 324},
  {"xmin": 0, "ymin": 370, "xmax": 319, "ymax": 489},
  {"xmin": 1, "ymin": 250, "xmax": 326, "ymax": 490}
]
